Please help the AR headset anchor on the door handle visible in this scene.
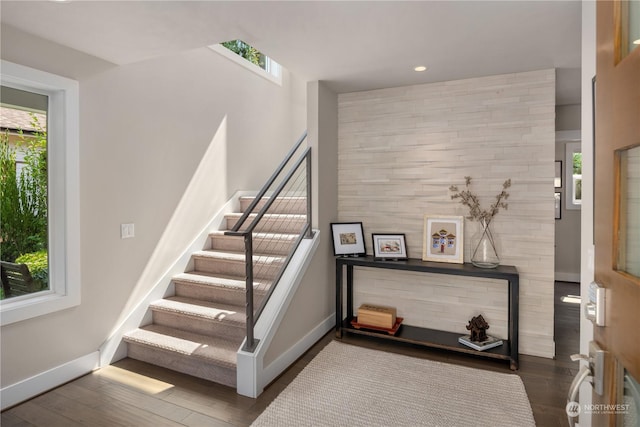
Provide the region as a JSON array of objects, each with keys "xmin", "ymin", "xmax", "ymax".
[{"xmin": 567, "ymin": 365, "xmax": 593, "ymax": 427}]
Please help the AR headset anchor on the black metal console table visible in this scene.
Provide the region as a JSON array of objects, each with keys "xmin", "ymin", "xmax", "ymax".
[{"xmin": 335, "ymin": 256, "xmax": 520, "ymax": 370}]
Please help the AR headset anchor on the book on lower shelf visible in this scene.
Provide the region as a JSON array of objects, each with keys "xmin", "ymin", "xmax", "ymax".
[{"xmin": 458, "ymin": 335, "xmax": 504, "ymax": 351}]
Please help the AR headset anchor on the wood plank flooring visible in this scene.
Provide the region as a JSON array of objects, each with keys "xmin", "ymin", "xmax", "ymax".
[{"xmin": 2, "ymin": 281, "xmax": 579, "ymax": 426}]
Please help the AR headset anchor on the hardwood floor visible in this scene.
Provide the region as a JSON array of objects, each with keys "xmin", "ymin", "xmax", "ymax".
[{"xmin": 2, "ymin": 281, "xmax": 579, "ymax": 427}]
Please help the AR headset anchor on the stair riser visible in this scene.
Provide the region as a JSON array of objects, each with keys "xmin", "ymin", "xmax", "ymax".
[
  {"xmin": 126, "ymin": 342, "xmax": 236, "ymax": 387},
  {"xmin": 173, "ymin": 281, "xmax": 267, "ymax": 306},
  {"xmin": 210, "ymin": 235, "xmax": 295, "ymax": 256},
  {"xmin": 152, "ymin": 310, "xmax": 245, "ymax": 341},
  {"xmin": 240, "ymin": 198, "xmax": 307, "ymax": 215},
  {"xmin": 193, "ymin": 258, "xmax": 281, "ymax": 279},
  {"xmin": 225, "ymin": 216, "xmax": 306, "ymax": 234}
]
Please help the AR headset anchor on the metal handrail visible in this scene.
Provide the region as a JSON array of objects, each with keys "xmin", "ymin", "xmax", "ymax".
[
  {"xmin": 229, "ymin": 130, "xmax": 308, "ymax": 233},
  {"xmin": 225, "ymin": 131, "xmax": 312, "ymax": 352}
]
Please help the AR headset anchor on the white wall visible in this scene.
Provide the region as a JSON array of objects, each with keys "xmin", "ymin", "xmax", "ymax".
[
  {"xmin": 338, "ymin": 70, "xmax": 556, "ymax": 357},
  {"xmin": 263, "ymin": 81, "xmax": 338, "ymax": 366},
  {"xmin": 555, "ymin": 104, "xmax": 582, "ymax": 283},
  {"xmin": 0, "ymin": 29, "xmax": 306, "ymax": 389}
]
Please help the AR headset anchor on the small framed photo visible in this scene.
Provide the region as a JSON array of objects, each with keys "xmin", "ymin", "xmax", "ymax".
[
  {"xmin": 372, "ymin": 234, "xmax": 408, "ymax": 260},
  {"xmin": 555, "ymin": 192, "xmax": 562, "ymax": 220},
  {"xmin": 422, "ymin": 215, "xmax": 464, "ymax": 264},
  {"xmin": 331, "ymin": 222, "xmax": 366, "ymax": 257},
  {"xmin": 555, "ymin": 161, "xmax": 562, "ymax": 188}
]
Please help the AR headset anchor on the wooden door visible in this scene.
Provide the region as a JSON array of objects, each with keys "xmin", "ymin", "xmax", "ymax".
[{"xmin": 594, "ymin": 1, "xmax": 640, "ymax": 426}]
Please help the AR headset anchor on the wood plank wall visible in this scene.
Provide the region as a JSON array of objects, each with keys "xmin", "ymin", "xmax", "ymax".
[{"xmin": 337, "ymin": 69, "xmax": 556, "ymax": 357}]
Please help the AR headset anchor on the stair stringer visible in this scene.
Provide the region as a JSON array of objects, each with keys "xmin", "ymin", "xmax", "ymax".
[
  {"xmin": 98, "ymin": 190, "xmax": 257, "ymax": 367},
  {"xmin": 236, "ymin": 230, "xmax": 321, "ymax": 398}
]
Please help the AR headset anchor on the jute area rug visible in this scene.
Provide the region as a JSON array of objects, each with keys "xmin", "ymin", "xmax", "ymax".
[{"xmin": 252, "ymin": 341, "xmax": 535, "ymax": 427}]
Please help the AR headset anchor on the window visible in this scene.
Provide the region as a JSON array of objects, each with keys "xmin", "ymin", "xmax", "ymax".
[
  {"xmin": 0, "ymin": 61, "xmax": 80, "ymax": 325},
  {"xmin": 1, "ymin": 93, "xmax": 49, "ymax": 300},
  {"xmin": 209, "ymin": 40, "xmax": 282, "ymax": 85},
  {"xmin": 566, "ymin": 141, "xmax": 582, "ymax": 210}
]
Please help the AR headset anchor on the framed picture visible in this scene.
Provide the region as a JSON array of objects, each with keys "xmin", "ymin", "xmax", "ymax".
[
  {"xmin": 555, "ymin": 161, "xmax": 562, "ymax": 188},
  {"xmin": 331, "ymin": 222, "xmax": 366, "ymax": 256},
  {"xmin": 372, "ymin": 234, "xmax": 408, "ymax": 260},
  {"xmin": 422, "ymin": 215, "xmax": 464, "ymax": 264},
  {"xmin": 555, "ymin": 192, "xmax": 562, "ymax": 220}
]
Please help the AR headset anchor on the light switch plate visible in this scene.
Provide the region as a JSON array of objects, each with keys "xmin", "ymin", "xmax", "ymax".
[{"xmin": 121, "ymin": 223, "xmax": 135, "ymax": 239}]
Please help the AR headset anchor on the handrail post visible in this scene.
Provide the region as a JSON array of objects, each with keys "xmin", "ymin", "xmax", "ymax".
[
  {"xmin": 242, "ymin": 233, "xmax": 259, "ymax": 352},
  {"xmin": 305, "ymin": 151, "xmax": 313, "ymax": 239}
]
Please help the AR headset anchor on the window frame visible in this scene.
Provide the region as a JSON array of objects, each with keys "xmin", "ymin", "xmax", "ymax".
[
  {"xmin": 209, "ymin": 43, "xmax": 282, "ymax": 86},
  {"xmin": 1, "ymin": 60, "xmax": 80, "ymax": 325},
  {"xmin": 565, "ymin": 141, "xmax": 582, "ymax": 210}
]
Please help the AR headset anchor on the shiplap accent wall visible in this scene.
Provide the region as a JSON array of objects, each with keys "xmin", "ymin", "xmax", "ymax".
[{"xmin": 338, "ymin": 69, "xmax": 556, "ymax": 357}]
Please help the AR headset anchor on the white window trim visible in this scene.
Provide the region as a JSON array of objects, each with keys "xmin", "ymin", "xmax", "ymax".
[
  {"xmin": 1, "ymin": 60, "xmax": 80, "ymax": 325},
  {"xmin": 209, "ymin": 44, "xmax": 282, "ymax": 86},
  {"xmin": 565, "ymin": 140, "xmax": 582, "ymax": 210}
]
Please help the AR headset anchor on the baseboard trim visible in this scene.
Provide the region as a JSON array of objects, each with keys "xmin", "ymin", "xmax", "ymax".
[
  {"xmin": 261, "ymin": 314, "xmax": 334, "ymax": 389},
  {"xmin": 1, "ymin": 351, "xmax": 99, "ymax": 410}
]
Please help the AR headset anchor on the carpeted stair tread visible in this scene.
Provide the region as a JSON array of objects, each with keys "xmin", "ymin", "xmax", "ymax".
[
  {"xmin": 192, "ymin": 249, "xmax": 286, "ymax": 265},
  {"xmin": 124, "ymin": 324, "xmax": 238, "ymax": 368},
  {"xmin": 209, "ymin": 230, "xmax": 300, "ymax": 241},
  {"xmin": 172, "ymin": 271, "xmax": 271, "ymax": 291},
  {"xmin": 225, "ymin": 212, "xmax": 307, "ymax": 221},
  {"xmin": 151, "ymin": 297, "xmax": 245, "ymax": 326}
]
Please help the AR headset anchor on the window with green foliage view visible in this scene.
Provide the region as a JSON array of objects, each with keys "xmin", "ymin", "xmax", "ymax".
[
  {"xmin": 0, "ymin": 102, "xmax": 49, "ymax": 299},
  {"xmin": 221, "ymin": 40, "xmax": 267, "ymax": 70}
]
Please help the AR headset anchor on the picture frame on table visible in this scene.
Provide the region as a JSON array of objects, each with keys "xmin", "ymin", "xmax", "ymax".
[
  {"xmin": 331, "ymin": 222, "xmax": 366, "ymax": 257},
  {"xmin": 422, "ymin": 215, "xmax": 464, "ymax": 264},
  {"xmin": 372, "ymin": 234, "xmax": 408, "ymax": 260}
]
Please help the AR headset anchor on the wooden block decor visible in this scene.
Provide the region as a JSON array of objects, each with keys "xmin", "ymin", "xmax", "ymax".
[{"xmin": 357, "ymin": 304, "xmax": 397, "ymax": 329}]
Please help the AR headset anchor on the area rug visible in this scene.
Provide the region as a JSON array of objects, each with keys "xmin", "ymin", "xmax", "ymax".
[{"xmin": 252, "ymin": 341, "xmax": 535, "ymax": 427}]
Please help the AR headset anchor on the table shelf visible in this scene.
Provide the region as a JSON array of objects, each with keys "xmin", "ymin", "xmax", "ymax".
[{"xmin": 335, "ymin": 256, "xmax": 519, "ymax": 370}]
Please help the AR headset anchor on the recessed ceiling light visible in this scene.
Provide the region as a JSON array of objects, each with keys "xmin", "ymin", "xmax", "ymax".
[{"xmin": 414, "ymin": 66, "xmax": 427, "ymax": 72}]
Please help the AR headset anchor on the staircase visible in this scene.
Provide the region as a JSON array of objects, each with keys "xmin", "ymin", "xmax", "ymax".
[{"xmin": 123, "ymin": 195, "xmax": 308, "ymax": 388}]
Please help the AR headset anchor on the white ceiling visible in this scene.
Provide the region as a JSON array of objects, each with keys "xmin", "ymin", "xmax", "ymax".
[{"xmin": 0, "ymin": 1, "xmax": 582, "ymax": 104}]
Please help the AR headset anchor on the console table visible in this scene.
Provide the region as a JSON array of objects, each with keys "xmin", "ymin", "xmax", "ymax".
[{"xmin": 335, "ymin": 256, "xmax": 520, "ymax": 370}]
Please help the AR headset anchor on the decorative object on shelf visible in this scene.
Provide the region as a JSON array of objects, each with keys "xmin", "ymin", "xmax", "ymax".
[
  {"xmin": 331, "ymin": 222, "xmax": 366, "ymax": 257},
  {"xmin": 458, "ymin": 314, "xmax": 503, "ymax": 351},
  {"xmin": 372, "ymin": 233, "xmax": 408, "ymax": 260},
  {"xmin": 357, "ymin": 304, "xmax": 397, "ymax": 329},
  {"xmin": 466, "ymin": 314, "xmax": 489, "ymax": 342},
  {"xmin": 422, "ymin": 215, "xmax": 464, "ymax": 264},
  {"xmin": 351, "ymin": 317, "xmax": 403, "ymax": 336},
  {"xmin": 450, "ymin": 176, "xmax": 511, "ymax": 268},
  {"xmin": 555, "ymin": 192, "xmax": 562, "ymax": 220},
  {"xmin": 470, "ymin": 219, "xmax": 500, "ymax": 268},
  {"xmin": 458, "ymin": 335, "xmax": 504, "ymax": 351}
]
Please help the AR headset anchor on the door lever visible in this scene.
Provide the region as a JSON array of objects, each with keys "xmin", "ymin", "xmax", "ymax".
[
  {"xmin": 570, "ymin": 353, "xmax": 589, "ymax": 363},
  {"xmin": 567, "ymin": 366, "xmax": 593, "ymax": 427}
]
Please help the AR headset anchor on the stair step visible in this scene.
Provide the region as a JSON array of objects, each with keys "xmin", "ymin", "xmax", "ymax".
[
  {"xmin": 209, "ymin": 231, "xmax": 298, "ymax": 255},
  {"xmin": 124, "ymin": 324, "xmax": 238, "ymax": 387},
  {"xmin": 192, "ymin": 250, "xmax": 285, "ymax": 278},
  {"xmin": 225, "ymin": 213, "xmax": 307, "ymax": 234},
  {"xmin": 150, "ymin": 297, "xmax": 246, "ymax": 339},
  {"xmin": 240, "ymin": 196, "xmax": 307, "ymax": 215},
  {"xmin": 172, "ymin": 272, "xmax": 271, "ymax": 306}
]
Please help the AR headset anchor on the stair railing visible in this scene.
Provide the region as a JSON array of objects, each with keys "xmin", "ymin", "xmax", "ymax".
[{"xmin": 225, "ymin": 131, "xmax": 313, "ymax": 352}]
